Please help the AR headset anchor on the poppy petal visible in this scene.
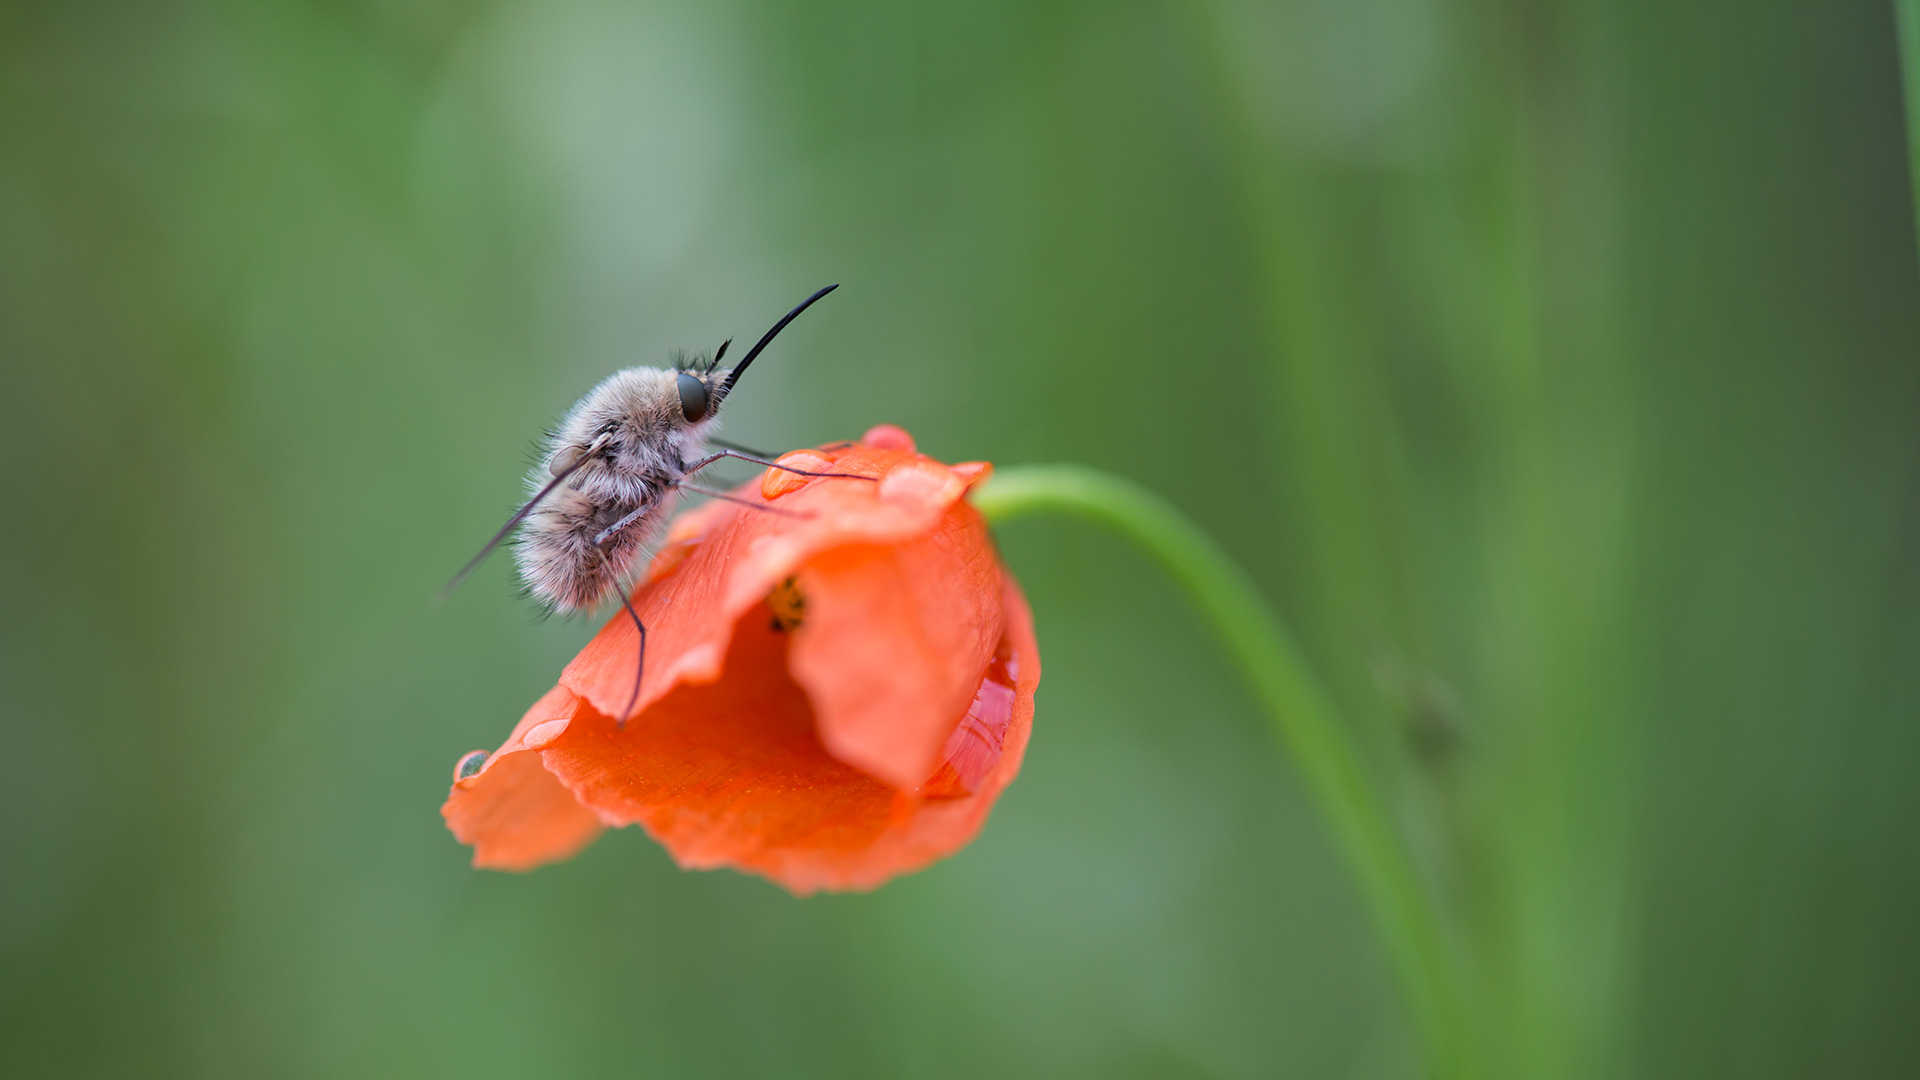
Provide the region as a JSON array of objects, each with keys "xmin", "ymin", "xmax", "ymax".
[
  {"xmin": 787, "ymin": 502, "xmax": 1004, "ymax": 789},
  {"xmin": 441, "ymin": 684, "xmax": 603, "ymax": 871}
]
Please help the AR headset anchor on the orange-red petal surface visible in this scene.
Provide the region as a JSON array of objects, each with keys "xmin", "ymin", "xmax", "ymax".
[{"xmin": 787, "ymin": 505, "xmax": 1003, "ymax": 789}]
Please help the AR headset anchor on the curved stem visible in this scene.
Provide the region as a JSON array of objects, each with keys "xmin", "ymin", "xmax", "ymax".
[
  {"xmin": 974, "ymin": 464, "xmax": 1475, "ymax": 1079},
  {"xmin": 1898, "ymin": 0, "xmax": 1920, "ymax": 264}
]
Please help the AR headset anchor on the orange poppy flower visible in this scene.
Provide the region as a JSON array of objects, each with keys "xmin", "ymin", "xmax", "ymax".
[{"xmin": 442, "ymin": 424, "xmax": 1040, "ymax": 894}]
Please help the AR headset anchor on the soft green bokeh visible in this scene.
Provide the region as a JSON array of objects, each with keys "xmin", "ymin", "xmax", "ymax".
[{"xmin": 2, "ymin": 1, "xmax": 1916, "ymax": 1077}]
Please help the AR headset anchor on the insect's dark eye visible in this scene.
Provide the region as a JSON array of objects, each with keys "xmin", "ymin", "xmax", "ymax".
[{"xmin": 677, "ymin": 372, "xmax": 709, "ymax": 423}]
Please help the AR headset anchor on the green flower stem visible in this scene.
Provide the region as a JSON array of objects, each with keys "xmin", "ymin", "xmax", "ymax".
[
  {"xmin": 1900, "ymin": 0, "xmax": 1920, "ymax": 261},
  {"xmin": 974, "ymin": 464, "xmax": 1474, "ymax": 1079}
]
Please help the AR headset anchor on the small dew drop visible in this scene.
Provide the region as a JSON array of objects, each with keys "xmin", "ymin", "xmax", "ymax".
[
  {"xmin": 763, "ymin": 451, "xmax": 832, "ymax": 500},
  {"xmin": 454, "ymin": 750, "xmax": 488, "ymax": 782},
  {"xmin": 523, "ymin": 718, "xmax": 569, "ymax": 748}
]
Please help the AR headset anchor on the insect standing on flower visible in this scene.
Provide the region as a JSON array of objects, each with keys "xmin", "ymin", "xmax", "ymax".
[{"xmin": 442, "ymin": 284, "xmax": 873, "ymax": 724}]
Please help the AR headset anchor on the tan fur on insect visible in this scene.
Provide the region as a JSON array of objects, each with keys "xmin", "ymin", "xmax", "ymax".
[{"xmin": 513, "ymin": 365, "xmax": 729, "ymax": 612}]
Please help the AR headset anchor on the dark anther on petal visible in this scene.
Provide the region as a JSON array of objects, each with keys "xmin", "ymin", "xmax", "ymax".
[{"xmin": 768, "ymin": 576, "xmax": 807, "ymax": 632}]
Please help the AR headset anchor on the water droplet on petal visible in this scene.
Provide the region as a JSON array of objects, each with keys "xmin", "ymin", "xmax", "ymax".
[
  {"xmin": 454, "ymin": 750, "xmax": 488, "ymax": 782},
  {"xmin": 524, "ymin": 718, "xmax": 569, "ymax": 748},
  {"xmin": 763, "ymin": 451, "xmax": 833, "ymax": 500}
]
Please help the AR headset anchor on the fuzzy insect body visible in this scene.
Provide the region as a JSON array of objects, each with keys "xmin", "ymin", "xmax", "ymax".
[{"xmin": 515, "ymin": 365, "xmax": 724, "ymax": 612}]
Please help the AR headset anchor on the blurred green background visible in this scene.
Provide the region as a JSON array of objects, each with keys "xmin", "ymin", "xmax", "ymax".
[{"xmin": 4, "ymin": 0, "xmax": 1918, "ymax": 1076}]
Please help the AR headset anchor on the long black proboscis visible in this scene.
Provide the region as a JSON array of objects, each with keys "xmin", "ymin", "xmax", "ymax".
[
  {"xmin": 436, "ymin": 452, "xmax": 594, "ymax": 602},
  {"xmin": 719, "ymin": 283, "xmax": 839, "ymax": 398}
]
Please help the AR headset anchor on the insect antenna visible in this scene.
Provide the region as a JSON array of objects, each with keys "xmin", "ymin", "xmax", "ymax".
[
  {"xmin": 437, "ymin": 448, "xmax": 599, "ymax": 602},
  {"xmin": 719, "ymin": 284, "xmax": 839, "ymax": 398}
]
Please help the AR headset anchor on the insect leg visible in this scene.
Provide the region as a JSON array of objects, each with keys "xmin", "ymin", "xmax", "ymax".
[
  {"xmin": 682, "ymin": 449, "xmax": 876, "ymax": 481},
  {"xmin": 596, "ymin": 548, "xmax": 647, "ymax": 730},
  {"xmin": 703, "ymin": 435, "xmax": 773, "ymax": 458},
  {"xmin": 592, "ymin": 504, "xmax": 651, "ymax": 548},
  {"xmin": 674, "ymin": 481, "xmax": 811, "ymax": 518}
]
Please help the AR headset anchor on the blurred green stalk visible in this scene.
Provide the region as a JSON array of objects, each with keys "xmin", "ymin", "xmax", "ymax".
[
  {"xmin": 975, "ymin": 466, "xmax": 1477, "ymax": 1080},
  {"xmin": 1899, "ymin": 0, "xmax": 1920, "ymax": 257}
]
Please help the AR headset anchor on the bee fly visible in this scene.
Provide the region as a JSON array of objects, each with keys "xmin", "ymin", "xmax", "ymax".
[{"xmin": 442, "ymin": 284, "xmax": 872, "ymax": 724}]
